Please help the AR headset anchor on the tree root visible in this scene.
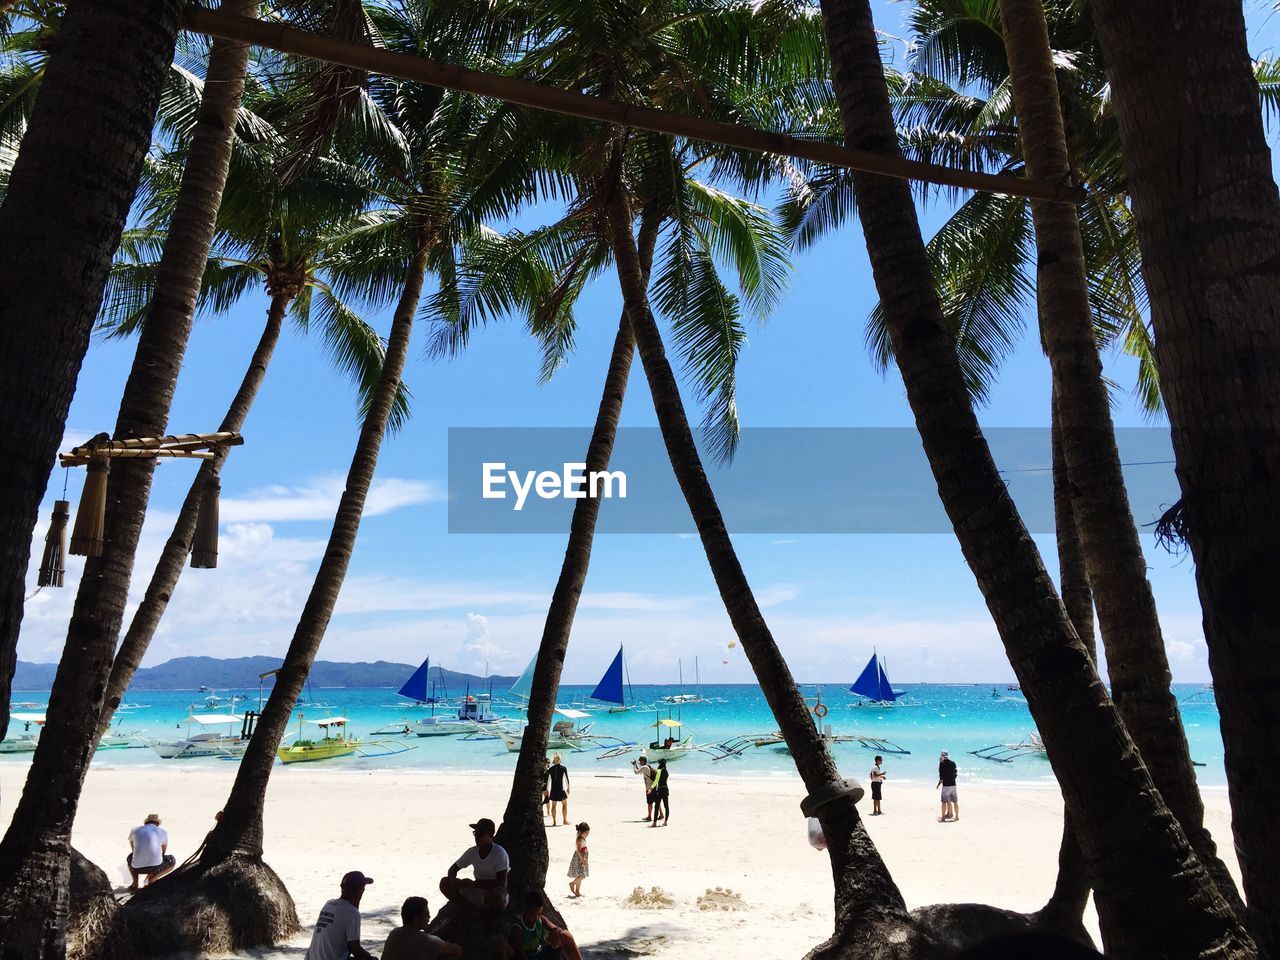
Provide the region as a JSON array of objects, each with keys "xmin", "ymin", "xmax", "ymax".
[
  {"xmin": 88, "ymin": 853, "xmax": 298, "ymax": 960},
  {"xmin": 804, "ymin": 902, "xmax": 1095, "ymax": 960},
  {"xmin": 67, "ymin": 848, "xmax": 118, "ymax": 960}
]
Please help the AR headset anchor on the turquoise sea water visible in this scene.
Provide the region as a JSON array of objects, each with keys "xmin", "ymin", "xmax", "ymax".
[{"xmin": 5, "ymin": 682, "xmax": 1225, "ymax": 787}]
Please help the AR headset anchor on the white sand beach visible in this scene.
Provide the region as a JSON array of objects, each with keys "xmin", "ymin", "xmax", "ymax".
[{"xmin": 0, "ymin": 763, "xmax": 1237, "ymax": 957}]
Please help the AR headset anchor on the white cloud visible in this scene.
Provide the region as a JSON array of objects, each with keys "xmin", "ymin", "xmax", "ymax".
[
  {"xmin": 221, "ymin": 476, "xmax": 443, "ymax": 523},
  {"xmin": 456, "ymin": 612, "xmax": 511, "ymax": 673}
]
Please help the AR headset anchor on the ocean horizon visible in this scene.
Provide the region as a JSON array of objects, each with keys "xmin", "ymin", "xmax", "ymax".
[{"xmin": 5, "ymin": 681, "xmax": 1224, "ymax": 787}]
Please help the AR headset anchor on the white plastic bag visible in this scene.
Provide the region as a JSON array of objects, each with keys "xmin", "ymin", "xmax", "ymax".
[{"xmin": 806, "ymin": 816, "xmax": 827, "ymax": 851}]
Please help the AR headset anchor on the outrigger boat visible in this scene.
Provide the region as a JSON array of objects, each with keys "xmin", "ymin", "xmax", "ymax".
[
  {"xmin": 600, "ymin": 708, "xmax": 703, "ymax": 762},
  {"xmin": 847, "ymin": 651, "xmax": 915, "ymax": 708},
  {"xmin": 661, "ymin": 657, "xmax": 713, "ymax": 705},
  {"xmin": 970, "ymin": 732, "xmax": 1047, "ymax": 763},
  {"xmin": 151, "ymin": 712, "xmax": 253, "ymax": 760},
  {"xmin": 0, "ymin": 713, "xmax": 45, "ymax": 754},
  {"xmin": 707, "ymin": 689, "xmax": 910, "ymax": 761},
  {"xmin": 278, "ymin": 715, "xmax": 415, "ymax": 764},
  {"xmin": 588, "ymin": 646, "xmax": 642, "ymax": 714},
  {"xmin": 499, "ymin": 708, "xmax": 601, "ymax": 753}
]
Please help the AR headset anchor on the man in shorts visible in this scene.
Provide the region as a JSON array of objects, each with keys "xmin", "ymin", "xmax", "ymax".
[
  {"xmin": 127, "ymin": 813, "xmax": 176, "ymax": 891},
  {"xmin": 869, "ymin": 756, "xmax": 886, "ymax": 815},
  {"xmin": 440, "ymin": 817, "xmax": 510, "ymax": 910},
  {"xmin": 381, "ymin": 895, "xmax": 462, "ymax": 960},
  {"xmin": 631, "ymin": 755, "xmax": 655, "ymax": 823},
  {"xmin": 937, "ymin": 750, "xmax": 959, "ymax": 822},
  {"xmin": 500, "ymin": 891, "xmax": 583, "ymax": 960}
]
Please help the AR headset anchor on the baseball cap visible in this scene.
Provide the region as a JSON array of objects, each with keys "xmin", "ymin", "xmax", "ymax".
[
  {"xmin": 940, "ymin": 751, "xmax": 949, "ymax": 758},
  {"xmin": 469, "ymin": 818, "xmax": 497, "ymax": 836},
  {"xmin": 341, "ymin": 871, "xmax": 374, "ymax": 889}
]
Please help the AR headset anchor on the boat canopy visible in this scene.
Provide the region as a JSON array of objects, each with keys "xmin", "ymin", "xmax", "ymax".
[
  {"xmin": 589, "ymin": 647, "xmax": 625, "ymax": 705},
  {"xmin": 186, "ymin": 714, "xmax": 242, "ymax": 725},
  {"xmin": 313, "ymin": 717, "xmax": 349, "ymax": 726},
  {"xmin": 652, "ymin": 718, "xmax": 683, "ymax": 728},
  {"xmin": 850, "ymin": 653, "xmax": 898, "ymax": 703},
  {"xmin": 508, "ymin": 654, "xmax": 538, "ymax": 700},
  {"xmin": 10, "ymin": 712, "xmax": 45, "ymax": 724},
  {"xmin": 397, "ymin": 657, "xmax": 432, "ymax": 702},
  {"xmin": 553, "ymin": 708, "xmax": 590, "ymax": 720}
]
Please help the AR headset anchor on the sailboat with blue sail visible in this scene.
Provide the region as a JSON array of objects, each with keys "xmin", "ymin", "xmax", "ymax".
[
  {"xmin": 589, "ymin": 645, "xmax": 638, "ymax": 713},
  {"xmin": 848, "ymin": 651, "xmax": 915, "ymax": 708},
  {"xmin": 397, "ymin": 656, "xmax": 444, "ymax": 705}
]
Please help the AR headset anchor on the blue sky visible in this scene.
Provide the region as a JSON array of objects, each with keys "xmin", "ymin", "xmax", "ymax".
[{"xmin": 18, "ymin": 2, "xmax": 1280, "ymax": 685}]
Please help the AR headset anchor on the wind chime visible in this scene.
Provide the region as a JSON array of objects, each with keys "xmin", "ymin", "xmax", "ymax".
[{"xmin": 37, "ymin": 431, "xmax": 244, "ymax": 588}]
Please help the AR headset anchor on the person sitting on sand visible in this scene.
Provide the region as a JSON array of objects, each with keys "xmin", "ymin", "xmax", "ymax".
[
  {"xmin": 567, "ymin": 822, "xmax": 590, "ymax": 898},
  {"xmin": 870, "ymin": 756, "xmax": 886, "ymax": 816},
  {"xmin": 631, "ymin": 755, "xmax": 655, "ymax": 823},
  {"xmin": 381, "ymin": 896, "xmax": 462, "ymax": 960},
  {"xmin": 127, "ymin": 813, "xmax": 176, "ymax": 891},
  {"xmin": 937, "ymin": 751, "xmax": 959, "ymax": 822},
  {"xmin": 500, "ymin": 891, "xmax": 583, "ymax": 960},
  {"xmin": 440, "ymin": 817, "xmax": 510, "ymax": 910},
  {"xmin": 305, "ymin": 871, "xmax": 376, "ymax": 960},
  {"xmin": 546, "ymin": 754, "xmax": 571, "ymax": 827}
]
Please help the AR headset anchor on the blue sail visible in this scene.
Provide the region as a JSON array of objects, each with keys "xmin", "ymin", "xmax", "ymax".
[
  {"xmin": 850, "ymin": 653, "xmax": 897, "ymax": 702},
  {"xmin": 590, "ymin": 648, "xmax": 626, "ymax": 705},
  {"xmin": 398, "ymin": 657, "xmax": 431, "ymax": 702}
]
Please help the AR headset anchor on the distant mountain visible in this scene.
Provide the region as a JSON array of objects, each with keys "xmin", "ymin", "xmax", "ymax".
[{"xmin": 11, "ymin": 655, "xmax": 514, "ymax": 692}]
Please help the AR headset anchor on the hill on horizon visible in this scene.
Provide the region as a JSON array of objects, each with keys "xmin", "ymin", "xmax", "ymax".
[{"xmin": 11, "ymin": 655, "xmax": 514, "ymax": 692}]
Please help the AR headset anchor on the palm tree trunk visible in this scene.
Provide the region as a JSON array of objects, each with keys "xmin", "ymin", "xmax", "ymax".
[
  {"xmin": 1037, "ymin": 395, "xmax": 1093, "ymax": 934},
  {"xmin": 603, "ymin": 176, "xmax": 914, "ymax": 950},
  {"xmin": 496, "ymin": 216, "xmax": 658, "ymax": 896},
  {"xmin": 0, "ymin": 0, "xmax": 182, "ymax": 752},
  {"xmin": 97, "ymin": 290, "xmax": 290, "ymax": 737},
  {"xmin": 1091, "ymin": 1, "xmax": 1280, "ymax": 949},
  {"xmin": 202, "ymin": 241, "xmax": 428, "ymax": 865},
  {"xmin": 816, "ymin": 0, "xmax": 1253, "ymax": 956},
  {"xmin": 996, "ymin": 0, "xmax": 1242, "ymax": 916},
  {"xmin": 0, "ymin": 6, "xmax": 256, "ymax": 957}
]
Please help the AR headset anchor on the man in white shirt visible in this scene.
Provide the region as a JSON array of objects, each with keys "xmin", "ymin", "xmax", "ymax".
[
  {"xmin": 305, "ymin": 871, "xmax": 376, "ymax": 960},
  {"xmin": 127, "ymin": 813, "xmax": 175, "ymax": 891},
  {"xmin": 439, "ymin": 817, "xmax": 510, "ymax": 910},
  {"xmin": 381, "ymin": 896, "xmax": 462, "ymax": 960},
  {"xmin": 631, "ymin": 755, "xmax": 655, "ymax": 823}
]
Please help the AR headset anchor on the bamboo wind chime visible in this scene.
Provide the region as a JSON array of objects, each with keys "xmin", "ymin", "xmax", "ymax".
[{"xmin": 37, "ymin": 432, "xmax": 245, "ymax": 586}]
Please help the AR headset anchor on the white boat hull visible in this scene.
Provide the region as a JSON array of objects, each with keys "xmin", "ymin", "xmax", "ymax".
[{"xmin": 151, "ymin": 737, "xmax": 247, "ymax": 760}]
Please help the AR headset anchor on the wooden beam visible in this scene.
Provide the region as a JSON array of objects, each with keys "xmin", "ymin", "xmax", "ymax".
[{"xmin": 183, "ymin": 8, "xmax": 1084, "ymax": 204}]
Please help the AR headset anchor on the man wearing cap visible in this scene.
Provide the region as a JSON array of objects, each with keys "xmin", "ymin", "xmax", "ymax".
[
  {"xmin": 440, "ymin": 817, "xmax": 509, "ymax": 910},
  {"xmin": 936, "ymin": 750, "xmax": 959, "ymax": 822},
  {"xmin": 631, "ymin": 755, "xmax": 655, "ymax": 823},
  {"xmin": 305, "ymin": 871, "xmax": 376, "ymax": 960},
  {"xmin": 127, "ymin": 813, "xmax": 176, "ymax": 891}
]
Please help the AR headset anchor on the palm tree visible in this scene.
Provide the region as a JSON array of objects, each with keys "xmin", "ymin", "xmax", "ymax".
[
  {"xmin": 867, "ymin": 0, "xmax": 1239, "ymax": 915},
  {"xmin": 1090, "ymin": 2, "xmax": 1280, "ymax": 951},
  {"xmin": 813, "ymin": 0, "xmax": 1254, "ymax": 956},
  {"xmin": 98, "ymin": 6, "xmax": 539, "ymax": 954},
  {"xmin": 439, "ymin": 124, "xmax": 791, "ymax": 897},
  {"xmin": 93, "ymin": 134, "xmax": 398, "ymax": 737},
  {"xmin": 0, "ymin": 0, "xmax": 181, "ymax": 796}
]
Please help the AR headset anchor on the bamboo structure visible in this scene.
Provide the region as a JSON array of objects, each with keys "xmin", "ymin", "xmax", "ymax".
[
  {"xmin": 60, "ymin": 432, "xmax": 243, "ymax": 559},
  {"xmin": 182, "ymin": 7, "xmax": 1084, "ymax": 204}
]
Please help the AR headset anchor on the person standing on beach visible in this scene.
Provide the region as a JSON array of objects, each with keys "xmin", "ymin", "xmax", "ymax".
[
  {"xmin": 542, "ymin": 756, "xmax": 552, "ymax": 824},
  {"xmin": 937, "ymin": 750, "xmax": 959, "ymax": 822},
  {"xmin": 567, "ymin": 822, "xmax": 590, "ymax": 898},
  {"xmin": 126, "ymin": 812, "xmax": 176, "ymax": 891},
  {"xmin": 546, "ymin": 754, "xmax": 571, "ymax": 826},
  {"xmin": 632, "ymin": 755, "xmax": 655, "ymax": 822},
  {"xmin": 440, "ymin": 817, "xmax": 510, "ymax": 909},
  {"xmin": 305, "ymin": 871, "xmax": 376, "ymax": 960},
  {"xmin": 650, "ymin": 760, "xmax": 670, "ymax": 827},
  {"xmin": 870, "ymin": 756, "xmax": 886, "ymax": 815}
]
